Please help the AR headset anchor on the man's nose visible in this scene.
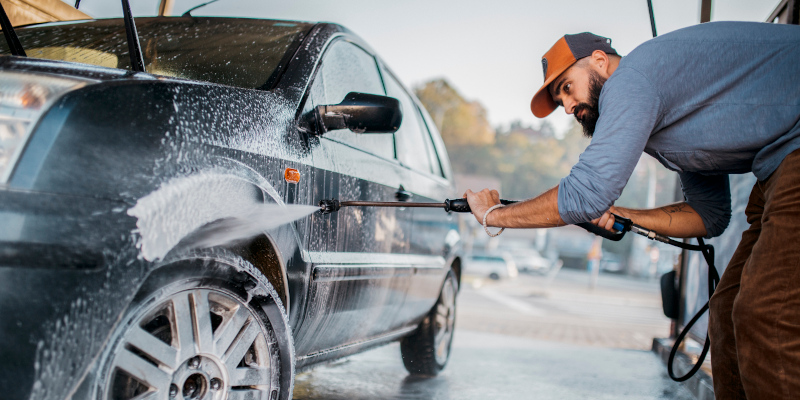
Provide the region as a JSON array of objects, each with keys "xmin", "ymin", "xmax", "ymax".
[{"xmin": 564, "ymin": 99, "xmax": 576, "ymax": 115}]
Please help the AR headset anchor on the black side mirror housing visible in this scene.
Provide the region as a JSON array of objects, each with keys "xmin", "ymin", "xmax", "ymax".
[{"xmin": 314, "ymin": 92, "xmax": 402, "ymax": 135}]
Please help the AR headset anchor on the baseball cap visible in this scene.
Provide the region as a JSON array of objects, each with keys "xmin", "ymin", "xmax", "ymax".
[{"xmin": 530, "ymin": 32, "xmax": 618, "ymax": 118}]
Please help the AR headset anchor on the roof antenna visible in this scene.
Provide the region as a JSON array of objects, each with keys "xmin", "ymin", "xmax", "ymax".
[
  {"xmin": 646, "ymin": 0, "xmax": 658, "ymax": 37},
  {"xmin": 182, "ymin": 0, "xmax": 220, "ymax": 17},
  {"xmin": 121, "ymin": 0, "xmax": 145, "ymax": 72},
  {"xmin": 0, "ymin": 1, "xmax": 26, "ymax": 56},
  {"xmin": 74, "ymin": 0, "xmax": 81, "ymax": 9}
]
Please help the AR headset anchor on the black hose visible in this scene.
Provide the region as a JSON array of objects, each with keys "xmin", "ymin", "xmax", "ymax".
[
  {"xmin": 641, "ymin": 0, "xmax": 715, "ymax": 382},
  {"xmin": 667, "ymin": 238, "xmax": 718, "ymax": 381}
]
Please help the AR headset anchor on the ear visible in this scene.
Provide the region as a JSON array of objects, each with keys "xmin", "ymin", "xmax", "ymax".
[{"xmin": 589, "ymin": 50, "xmax": 611, "ymax": 78}]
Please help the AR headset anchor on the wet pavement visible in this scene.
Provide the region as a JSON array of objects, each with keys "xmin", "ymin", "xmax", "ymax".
[
  {"xmin": 457, "ymin": 269, "xmax": 673, "ymax": 350},
  {"xmin": 293, "ymin": 331, "xmax": 693, "ymax": 399},
  {"xmin": 293, "ymin": 270, "xmax": 695, "ymax": 399}
]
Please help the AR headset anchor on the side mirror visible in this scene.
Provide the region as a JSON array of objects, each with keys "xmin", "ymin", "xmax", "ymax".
[{"xmin": 314, "ymin": 92, "xmax": 402, "ymax": 134}]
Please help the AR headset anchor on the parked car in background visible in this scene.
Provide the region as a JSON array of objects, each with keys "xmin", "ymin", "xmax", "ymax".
[
  {"xmin": 600, "ymin": 252, "xmax": 624, "ymax": 273},
  {"xmin": 495, "ymin": 238, "xmax": 555, "ymax": 274},
  {"xmin": 509, "ymin": 248, "xmax": 553, "ymax": 274},
  {"xmin": 0, "ymin": 15, "xmax": 462, "ymax": 400},
  {"xmin": 464, "ymin": 253, "xmax": 518, "ymax": 280}
]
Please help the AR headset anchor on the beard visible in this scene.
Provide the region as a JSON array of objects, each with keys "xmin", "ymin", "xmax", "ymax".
[{"xmin": 573, "ymin": 71, "xmax": 606, "ymax": 138}]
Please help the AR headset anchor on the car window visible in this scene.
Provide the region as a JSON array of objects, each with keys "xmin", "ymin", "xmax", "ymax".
[
  {"xmin": 418, "ymin": 106, "xmax": 449, "ymax": 179},
  {"xmin": 381, "ymin": 68, "xmax": 434, "ymax": 174},
  {"xmin": 417, "ymin": 107, "xmax": 444, "ymax": 177},
  {"xmin": 0, "ymin": 18, "xmax": 311, "ymax": 90},
  {"xmin": 309, "ymin": 40, "xmax": 394, "ymax": 159}
]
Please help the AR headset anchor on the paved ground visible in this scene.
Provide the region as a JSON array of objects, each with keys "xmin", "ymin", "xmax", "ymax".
[
  {"xmin": 293, "ymin": 269, "xmax": 693, "ymax": 400},
  {"xmin": 457, "ymin": 269, "xmax": 672, "ymax": 350}
]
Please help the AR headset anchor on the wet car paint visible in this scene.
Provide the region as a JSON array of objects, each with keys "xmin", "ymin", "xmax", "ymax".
[{"xmin": 0, "ymin": 18, "xmax": 461, "ymax": 399}]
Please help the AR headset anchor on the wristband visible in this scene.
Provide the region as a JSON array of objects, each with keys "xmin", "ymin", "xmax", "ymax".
[{"xmin": 483, "ymin": 204, "xmax": 505, "ymax": 237}]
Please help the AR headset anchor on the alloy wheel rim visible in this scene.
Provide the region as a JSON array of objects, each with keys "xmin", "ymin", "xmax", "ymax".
[
  {"xmin": 433, "ymin": 277, "xmax": 456, "ymax": 365},
  {"xmin": 103, "ymin": 288, "xmax": 279, "ymax": 400}
]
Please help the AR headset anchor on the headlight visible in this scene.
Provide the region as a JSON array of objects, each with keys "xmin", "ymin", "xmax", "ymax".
[{"xmin": 0, "ymin": 71, "xmax": 93, "ymax": 183}]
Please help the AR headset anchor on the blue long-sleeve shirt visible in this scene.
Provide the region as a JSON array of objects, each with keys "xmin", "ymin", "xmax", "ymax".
[{"xmin": 557, "ymin": 21, "xmax": 800, "ymax": 238}]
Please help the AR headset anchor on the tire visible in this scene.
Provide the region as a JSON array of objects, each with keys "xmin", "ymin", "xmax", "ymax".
[
  {"xmin": 400, "ymin": 270, "xmax": 458, "ymax": 376},
  {"xmin": 95, "ymin": 250, "xmax": 294, "ymax": 400},
  {"xmin": 489, "ymin": 272, "xmax": 500, "ymax": 280}
]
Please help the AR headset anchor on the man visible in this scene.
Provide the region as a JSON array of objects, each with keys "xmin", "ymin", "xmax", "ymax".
[{"xmin": 464, "ymin": 22, "xmax": 800, "ymax": 399}]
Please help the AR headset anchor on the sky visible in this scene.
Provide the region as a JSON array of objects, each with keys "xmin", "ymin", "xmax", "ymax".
[{"xmin": 73, "ymin": 0, "xmax": 782, "ymax": 134}]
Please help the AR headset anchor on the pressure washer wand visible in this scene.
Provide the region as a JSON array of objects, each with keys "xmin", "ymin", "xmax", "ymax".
[
  {"xmin": 319, "ymin": 198, "xmax": 516, "ymax": 213},
  {"xmin": 319, "ymin": 198, "xmax": 632, "ymax": 241}
]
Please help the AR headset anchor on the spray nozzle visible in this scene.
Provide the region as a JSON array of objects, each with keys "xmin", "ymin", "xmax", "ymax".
[{"xmin": 319, "ymin": 199, "xmax": 341, "ymax": 214}]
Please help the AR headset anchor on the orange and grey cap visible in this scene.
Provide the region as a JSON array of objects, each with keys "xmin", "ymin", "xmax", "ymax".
[{"xmin": 531, "ymin": 32, "xmax": 617, "ymax": 118}]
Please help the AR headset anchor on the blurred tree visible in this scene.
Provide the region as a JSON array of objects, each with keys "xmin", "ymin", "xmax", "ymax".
[
  {"xmin": 539, "ymin": 119, "xmax": 556, "ymax": 138},
  {"xmin": 558, "ymin": 120, "xmax": 591, "ymax": 169},
  {"xmin": 414, "ymin": 79, "xmax": 494, "ymax": 147},
  {"xmin": 415, "ymin": 78, "xmax": 593, "ymax": 199}
]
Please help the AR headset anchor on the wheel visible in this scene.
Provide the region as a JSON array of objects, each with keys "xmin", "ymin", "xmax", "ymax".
[
  {"xmin": 400, "ymin": 270, "xmax": 458, "ymax": 376},
  {"xmin": 95, "ymin": 250, "xmax": 294, "ymax": 400},
  {"xmin": 489, "ymin": 272, "xmax": 500, "ymax": 280}
]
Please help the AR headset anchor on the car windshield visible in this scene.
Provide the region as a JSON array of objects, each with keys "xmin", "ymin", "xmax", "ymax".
[{"xmin": 0, "ymin": 17, "xmax": 312, "ymax": 90}]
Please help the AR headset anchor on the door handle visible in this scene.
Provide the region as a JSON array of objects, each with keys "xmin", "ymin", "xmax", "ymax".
[{"xmin": 395, "ymin": 185, "xmax": 413, "ymax": 202}]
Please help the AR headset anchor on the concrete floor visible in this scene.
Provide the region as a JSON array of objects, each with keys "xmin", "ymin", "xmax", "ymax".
[
  {"xmin": 293, "ymin": 330, "xmax": 694, "ymax": 400},
  {"xmin": 293, "ymin": 270, "xmax": 696, "ymax": 400}
]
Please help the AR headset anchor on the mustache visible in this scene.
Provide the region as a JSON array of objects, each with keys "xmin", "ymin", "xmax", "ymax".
[{"xmin": 573, "ymin": 103, "xmax": 592, "ymax": 122}]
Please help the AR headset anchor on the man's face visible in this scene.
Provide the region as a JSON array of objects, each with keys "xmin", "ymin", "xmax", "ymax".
[{"xmin": 548, "ymin": 63, "xmax": 607, "ymax": 137}]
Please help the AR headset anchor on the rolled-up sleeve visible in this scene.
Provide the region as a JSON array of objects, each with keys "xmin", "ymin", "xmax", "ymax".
[
  {"xmin": 558, "ymin": 67, "xmax": 664, "ymax": 224},
  {"xmin": 678, "ymin": 172, "xmax": 731, "ymax": 238}
]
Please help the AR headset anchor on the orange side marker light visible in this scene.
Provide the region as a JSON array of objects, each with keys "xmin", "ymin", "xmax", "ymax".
[{"xmin": 284, "ymin": 168, "xmax": 301, "ymax": 183}]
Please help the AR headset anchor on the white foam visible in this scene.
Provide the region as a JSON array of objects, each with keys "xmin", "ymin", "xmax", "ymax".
[{"xmin": 128, "ymin": 173, "xmax": 318, "ymax": 261}]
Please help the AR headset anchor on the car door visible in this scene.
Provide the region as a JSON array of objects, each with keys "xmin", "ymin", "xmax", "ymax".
[
  {"xmin": 378, "ymin": 65, "xmax": 456, "ymax": 324},
  {"xmin": 293, "ymin": 39, "xmax": 416, "ymax": 357}
]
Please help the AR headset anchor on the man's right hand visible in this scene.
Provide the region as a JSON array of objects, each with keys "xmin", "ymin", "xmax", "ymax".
[{"xmin": 463, "ymin": 188, "xmax": 501, "ymax": 226}]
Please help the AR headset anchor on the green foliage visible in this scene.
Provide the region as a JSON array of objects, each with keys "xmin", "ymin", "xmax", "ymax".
[{"xmin": 414, "ymin": 79, "xmax": 495, "ymax": 147}]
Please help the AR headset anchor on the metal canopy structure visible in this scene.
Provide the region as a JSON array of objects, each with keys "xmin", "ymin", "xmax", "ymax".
[
  {"xmin": 158, "ymin": 0, "xmax": 174, "ymax": 16},
  {"xmin": 768, "ymin": 0, "xmax": 800, "ymax": 24}
]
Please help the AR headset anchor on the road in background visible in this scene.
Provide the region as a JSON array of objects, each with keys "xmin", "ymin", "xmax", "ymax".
[{"xmin": 293, "ymin": 269, "xmax": 691, "ymax": 399}]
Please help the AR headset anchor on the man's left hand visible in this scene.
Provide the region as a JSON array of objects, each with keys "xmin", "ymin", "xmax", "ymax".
[
  {"xmin": 463, "ymin": 188, "xmax": 501, "ymax": 226},
  {"xmin": 591, "ymin": 206, "xmax": 624, "ymax": 232}
]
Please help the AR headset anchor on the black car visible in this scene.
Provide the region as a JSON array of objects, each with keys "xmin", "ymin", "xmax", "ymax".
[{"xmin": 0, "ymin": 15, "xmax": 462, "ymax": 400}]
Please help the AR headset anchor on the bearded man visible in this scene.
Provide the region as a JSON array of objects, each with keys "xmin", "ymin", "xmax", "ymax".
[{"xmin": 463, "ymin": 22, "xmax": 800, "ymax": 399}]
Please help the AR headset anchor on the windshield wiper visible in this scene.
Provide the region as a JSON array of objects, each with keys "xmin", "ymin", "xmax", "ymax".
[
  {"xmin": 1, "ymin": 1, "xmax": 143, "ymax": 69},
  {"xmin": 0, "ymin": 2, "xmax": 26, "ymax": 56},
  {"xmin": 121, "ymin": 0, "xmax": 145, "ymax": 72}
]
